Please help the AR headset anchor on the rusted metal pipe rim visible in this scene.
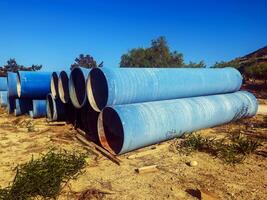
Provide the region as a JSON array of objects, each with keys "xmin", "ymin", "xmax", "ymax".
[
  {"xmin": 69, "ymin": 67, "xmax": 87, "ymax": 108},
  {"xmin": 87, "ymin": 68, "xmax": 108, "ymax": 112},
  {"xmin": 50, "ymin": 72, "xmax": 59, "ymax": 99},
  {"xmin": 97, "ymin": 107, "xmax": 124, "ymax": 155},
  {"xmin": 58, "ymin": 71, "xmax": 69, "ymax": 103}
]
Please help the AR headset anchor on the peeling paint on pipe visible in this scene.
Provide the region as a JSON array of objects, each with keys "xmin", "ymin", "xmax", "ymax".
[
  {"xmin": 29, "ymin": 100, "xmax": 47, "ymax": 118},
  {"xmin": 7, "ymin": 72, "xmax": 18, "ymax": 98},
  {"xmin": 0, "ymin": 77, "xmax": 7, "ymax": 91},
  {"xmin": 50, "ymin": 72, "xmax": 60, "ymax": 99},
  {"xmin": 0, "ymin": 91, "xmax": 8, "ymax": 107},
  {"xmin": 98, "ymin": 91, "xmax": 258, "ymax": 155},
  {"xmin": 14, "ymin": 98, "xmax": 33, "ymax": 116},
  {"xmin": 58, "ymin": 70, "xmax": 70, "ymax": 103},
  {"xmin": 69, "ymin": 67, "xmax": 90, "ymax": 108},
  {"xmin": 87, "ymin": 67, "xmax": 243, "ymax": 111},
  {"xmin": 46, "ymin": 93, "xmax": 66, "ymax": 121},
  {"xmin": 17, "ymin": 71, "xmax": 52, "ymax": 99}
]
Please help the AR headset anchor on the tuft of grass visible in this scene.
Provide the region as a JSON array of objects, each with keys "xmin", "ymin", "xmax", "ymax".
[
  {"xmin": 177, "ymin": 133, "xmax": 262, "ymax": 164},
  {"xmin": 0, "ymin": 150, "xmax": 87, "ymax": 200}
]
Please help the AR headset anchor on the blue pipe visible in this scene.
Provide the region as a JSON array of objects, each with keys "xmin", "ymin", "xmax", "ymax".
[
  {"xmin": 29, "ymin": 100, "xmax": 47, "ymax": 118},
  {"xmin": 7, "ymin": 72, "xmax": 18, "ymax": 98},
  {"xmin": 0, "ymin": 91, "xmax": 8, "ymax": 107},
  {"xmin": 98, "ymin": 91, "xmax": 258, "ymax": 154},
  {"xmin": 7, "ymin": 97, "xmax": 15, "ymax": 114},
  {"xmin": 58, "ymin": 70, "xmax": 71, "ymax": 103},
  {"xmin": 17, "ymin": 71, "xmax": 53, "ymax": 99},
  {"xmin": 0, "ymin": 77, "xmax": 7, "ymax": 91},
  {"xmin": 69, "ymin": 67, "xmax": 90, "ymax": 108},
  {"xmin": 46, "ymin": 93, "xmax": 66, "ymax": 121},
  {"xmin": 14, "ymin": 98, "xmax": 33, "ymax": 116},
  {"xmin": 87, "ymin": 67, "xmax": 243, "ymax": 111},
  {"xmin": 50, "ymin": 72, "xmax": 60, "ymax": 99}
]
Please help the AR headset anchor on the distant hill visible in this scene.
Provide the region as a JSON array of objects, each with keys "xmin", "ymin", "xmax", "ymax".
[{"xmin": 238, "ymin": 45, "xmax": 267, "ymax": 64}]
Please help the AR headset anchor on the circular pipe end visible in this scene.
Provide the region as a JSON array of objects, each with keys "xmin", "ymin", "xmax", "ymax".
[
  {"xmin": 50, "ymin": 72, "xmax": 59, "ymax": 98},
  {"xmin": 97, "ymin": 107, "xmax": 124, "ymax": 155},
  {"xmin": 87, "ymin": 68, "xmax": 108, "ymax": 112},
  {"xmin": 46, "ymin": 94, "xmax": 54, "ymax": 121},
  {"xmin": 69, "ymin": 67, "xmax": 87, "ymax": 108},
  {"xmin": 58, "ymin": 71, "xmax": 70, "ymax": 103}
]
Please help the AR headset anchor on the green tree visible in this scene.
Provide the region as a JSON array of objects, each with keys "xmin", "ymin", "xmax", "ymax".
[
  {"xmin": 120, "ymin": 36, "xmax": 205, "ymax": 68},
  {"xmin": 0, "ymin": 58, "xmax": 42, "ymax": 76},
  {"xmin": 185, "ymin": 60, "xmax": 206, "ymax": 68},
  {"xmin": 245, "ymin": 62, "xmax": 267, "ymax": 84},
  {"xmin": 71, "ymin": 54, "xmax": 103, "ymax": 70},
  {"xmin": 213, "ymin": 59, "xmax": 241, "ymax": 68}
]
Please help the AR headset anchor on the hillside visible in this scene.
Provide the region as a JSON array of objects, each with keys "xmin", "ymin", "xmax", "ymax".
[{"xmin": 239, "ymin": 45, "xmax": 267, "ymax": 64}]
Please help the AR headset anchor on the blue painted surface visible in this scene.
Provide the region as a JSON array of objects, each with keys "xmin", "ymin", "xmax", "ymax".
[
  {"xmin": 14, "ymin": 98, "xmax": 33, "ymax": 116},
  {"xmin": 58, "ymin": 70, "xmax": 71, "ymax": 103},
  {"xmin": 7, "ymin": 72, "xmax": 18, "ymax": 98},
  {"xmin": 87, "ymin": 67, "xmax": 243, "ymax": 111},
  {"xmin": 99, "ymin": 91, "xmax": 258, "ymax": 154},
  {"xmin": 30, "ymin": 100, "xmax": 47, "ymax": 118},
  {"xmin": 0, "ymin": 77, "xmax": 7, "ymax": 91},
  {"xmin": 17, "ymin": 71, "xmax": 52, "ymax": 99},
  {"xmin": 0, "ymin": 91, "xmax": 8, "ymax": 107},
  {"xmin": 46, "ymin": 93, "xmax": 66, "ymax": 121},
  {"xmin": 69, "ymin": 67, "xmax": 90, "ymax": 108}
]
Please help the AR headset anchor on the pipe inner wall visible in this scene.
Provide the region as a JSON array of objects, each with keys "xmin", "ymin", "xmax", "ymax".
[
  {"xmin": 98, "ymin": 91, "xmax": 258, "ymax": 154},
  {"xmin": 58, "ymin": 71, "xmax": 70, "ymax": 103},
  {"xmin": 69, "ymin": 67, "xmax": 90, "ymax": 108}
]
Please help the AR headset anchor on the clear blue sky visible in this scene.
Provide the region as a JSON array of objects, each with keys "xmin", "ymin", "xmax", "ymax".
[{"xmin": 0, "ymin": 0, "xmax": 266, "ymax": 71}]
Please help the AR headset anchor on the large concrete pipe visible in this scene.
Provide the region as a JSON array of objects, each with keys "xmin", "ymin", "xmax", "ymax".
[
  {"xmin": 7, "ymin": 72, "xmax": 18, "ymax": 98},
  {"xmin": 0, "ymin": 77, "xmax": 7, "ymax": 91},
  {"xmin": 29, "ymin": 100, "xmax": 46, "ymax": 118},
  {"xmin": 69, "ymin": 67, "xmax": 90, "ymax": 108},
  {"xmin": 17, "ymin": 71, "xmax": 52, "ymax": 99},
  {"xmin": 87, "ymin": 67, "xmax": 243, "ymax": 112},
  {"xmin": 0, "ymin": 91, "xmax": 8, "ymax": 107},
  {"xmin": 58, "ymin": 70, "xmax": 70, "ymax": 103},
  {"xmin": 46, "ymin": 93, "xmax": 66, "ymax": 121},
  {"xmin": 14, "ymin": 98, "xmax": 33, "ymax": 116},
  {"xmin": 50, "ymin": 72, "xmax": 60, "ymax": 99},
  {"xmin": 98, "ymin": 91, "xmax": 258, "ymax": 155}
]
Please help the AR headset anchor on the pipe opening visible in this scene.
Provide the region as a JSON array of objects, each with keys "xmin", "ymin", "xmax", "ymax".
[
  {"xmin": 87, "ymin": 68, "xmax": 108, "ymax": 112},
  {"xmin": 16, "ymin": 73, "xmax": 21, "ymax": 97},
  {"xmin": 46, "ymin": 95, "xmax": 54, "ymax": 120},
  {"xmin": 50, "ymin": 72, "xmax": 58, "ymax": 98},
  {"xmin": 58, "ymin": 71, "xmax": 69, "ymax": 103},
  {"xmin": 98, "ymin": 107, "xmax": 124, "ymax": 154},
  {"xmin": 70, "ymin": 68, "xmax": 86, "ymax": 108}
]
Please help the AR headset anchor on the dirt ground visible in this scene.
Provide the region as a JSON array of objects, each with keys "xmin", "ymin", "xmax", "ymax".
[{"xmin": 0, "ymin": 102, "xmax": 267, "ymax": 200}]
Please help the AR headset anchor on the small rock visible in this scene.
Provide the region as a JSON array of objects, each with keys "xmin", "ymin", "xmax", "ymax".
[{"xmin": 187, "ymin": 160, "xmax": 198, "ymax": 167}]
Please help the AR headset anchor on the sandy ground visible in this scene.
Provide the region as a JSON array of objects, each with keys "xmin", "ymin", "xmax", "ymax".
[
  {"xmin": 258, "ymin": 105, "xmax": 267, "ymax": 115},
  {"xmin": 0, "ymin": 105, "xmax": 266, "ymax": 200}
]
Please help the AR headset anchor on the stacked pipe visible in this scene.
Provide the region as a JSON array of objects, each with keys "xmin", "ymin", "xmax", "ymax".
[
  {"xmin": 47, "ymin": 66, "xmax": 258, "ymax": 154},
  {"xmin": 0, "ymin": 67, "xmax": 258, "ymax": 155},
  {"xmin": 85, "ymin": 67, "xmax": 258, "ymax": 154},
  {"xmin": 0, "ymin": 77, "xmax": 7, "ymax": 107}
]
